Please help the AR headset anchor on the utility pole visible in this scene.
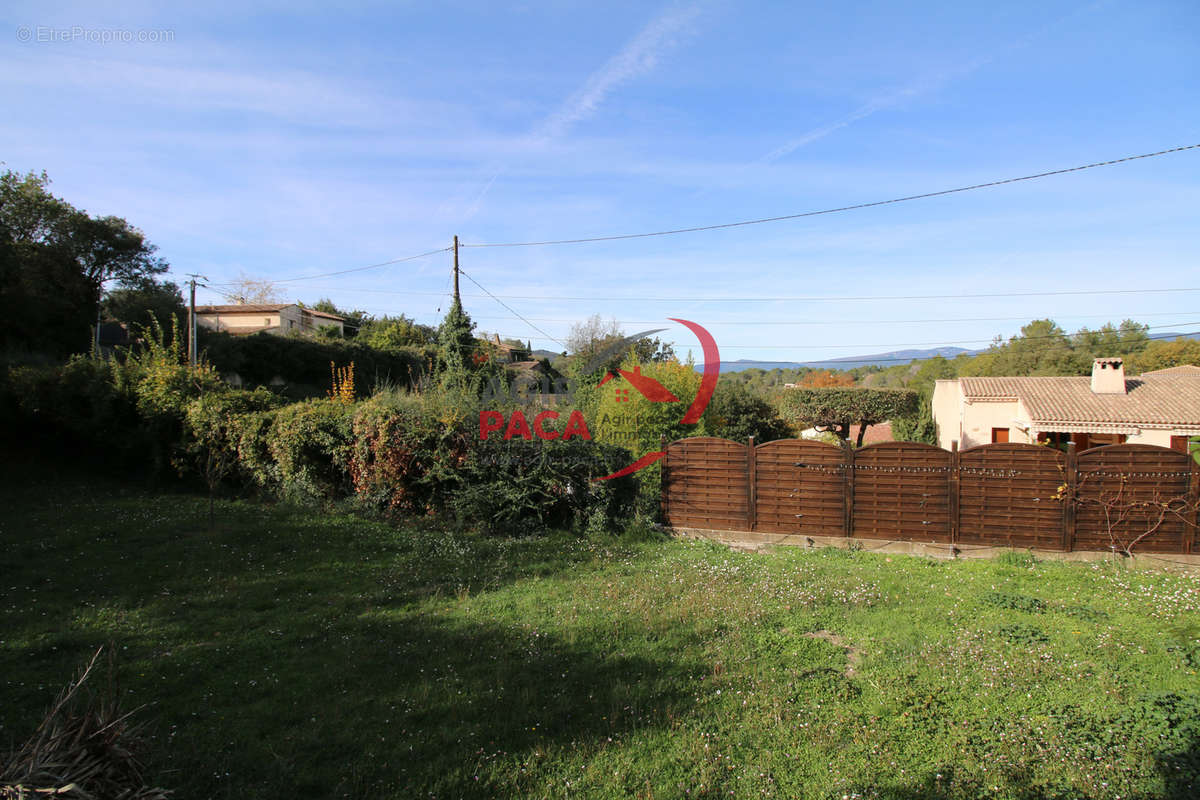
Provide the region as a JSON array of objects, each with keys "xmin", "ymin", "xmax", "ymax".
[
  {"xmin": 185, "ymin": 273, "xmax": 206, "ymax": 366},
  {"xmin": 452, "ymin": 234, "xmax": 460, "ymax": 305},
  {"xmin": 94, "ymin": 292, "xmax": 103, "ymax": 358}
]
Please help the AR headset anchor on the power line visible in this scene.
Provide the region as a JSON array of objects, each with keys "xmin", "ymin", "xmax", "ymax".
[
  {"xmin": 695, "ymin": 325, "xmax": 1200, "ymax": 351},
  {"xmin": 465, "ymin": 322, "xmax": 1200, "ymax": 355},
  {"xmin": 197, "ymin": 280, "xmax": 1199, "ymax": 351},
  {"xmin": 782, "ymin": 327, "xmax": 1200, "ymax": 364},
  {"xmin": 229, "ymin": 284, "xmax": 1200, "ymax": 304},
  {"xmin": 462, "ymin": 144, "xmax": 1200, "ymax": 248},
  {"xmin": 456, "ymin": 267, "xmax": 567, "ymax": 349},
  {"xmin": 359, "ymin": 310, "xmax": 1200, "ymax": 327},
  {"xmin": 266, "ymin": 246, "xmax": 451, "ymax": 284}
]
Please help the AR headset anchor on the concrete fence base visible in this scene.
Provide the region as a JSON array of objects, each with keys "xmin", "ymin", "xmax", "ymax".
[{"xmin": 669, "ymin": 526, "xmax": 1200, "ymax": 571}]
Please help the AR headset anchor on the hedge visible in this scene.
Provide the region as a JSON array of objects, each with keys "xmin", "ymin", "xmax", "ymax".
[{"xmin": 199, "ymin": 329, "xmax": 431, "ymax": 395}]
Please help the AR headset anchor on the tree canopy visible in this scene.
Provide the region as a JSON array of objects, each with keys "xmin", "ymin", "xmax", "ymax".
[
  {"xmin": 0, "ymin": 169, "xmax": 167, "ymax": 358},
  {"xmin": 703, "ymin": 379, "xmax": 790, "ymax": 444},
  {"xmin": 775, "ymin": 387, "xmax": 919, "ymax": 447},
  {"xmin": 565, "ymin": 313, "xmax": 676, "ymax": 381},
  {"xmin": 227, "ymin": 272, "xmax": 283, "ymax": 305},
  {"xmin": 101, "ymin": 277, "xmax": 186, "ymax": 333}
]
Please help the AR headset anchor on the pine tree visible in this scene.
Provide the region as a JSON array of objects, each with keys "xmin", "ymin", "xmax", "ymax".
[{"xmin": 436, "ymin": 298, "xmax": 477, "ymax": 388}]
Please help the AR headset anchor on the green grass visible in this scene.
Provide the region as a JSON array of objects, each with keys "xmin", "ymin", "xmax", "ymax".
[{"xmin": 2, "ymin": 471, "xmax": 1199, "ymax": 799}]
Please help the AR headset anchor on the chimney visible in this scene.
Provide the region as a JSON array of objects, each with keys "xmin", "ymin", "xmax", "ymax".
[{"xmin": 1091, "ymin": 358, "xmax": 1126, "ymax": 394}]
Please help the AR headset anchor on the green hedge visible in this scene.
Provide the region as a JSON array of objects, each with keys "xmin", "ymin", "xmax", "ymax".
[
  {"xmin": 3, "ymin": 357, "xmax": 142, "ymax": 459},
  {"xmin": 265, "ymin": 399, "xmax": 356, "ymax": 504},
  {"xmin": 199, "ymin": 329, "xmax": 431, "ymax": 395},
  {"xmin": 349, "ymin": 391, "xmax": 470, "ymax": 514},
  {"xmin": 7, "ymin": 349, "xmax": 646, "ymax": 532}
]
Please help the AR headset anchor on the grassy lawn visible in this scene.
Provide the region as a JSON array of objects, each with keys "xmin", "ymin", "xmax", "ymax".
[{"xmin": 2, "ymin": 470, "xmax": 1199, "ymax": 799}]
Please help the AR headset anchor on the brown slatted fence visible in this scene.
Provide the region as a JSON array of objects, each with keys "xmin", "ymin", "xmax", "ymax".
[
  {"xmin": 661, "ymin": 437, "xmax": 1198, "ymax": 554},
  {"xmin": 754, "ymin": 440, "xmax": 847, "ymax": 536},
  {"xmin": 851, "ymin": 442, "xmax": 953, "ymax": 542},
  {"xmin": 1074, "ymin": 444, "xmax": 1194, "ymax": 554},
  {"xmin": 958, "ymin": 444, "xmax": 1065, "ymax": 550},
  {"xmin": 662, "ymin": 437, "xmax": 750, "ymax": 531}
]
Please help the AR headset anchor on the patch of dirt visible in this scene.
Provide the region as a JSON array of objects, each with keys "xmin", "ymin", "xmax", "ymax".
[{"xmin": 803, "ymin": 630, "xmax": 864, "ymax": 677}]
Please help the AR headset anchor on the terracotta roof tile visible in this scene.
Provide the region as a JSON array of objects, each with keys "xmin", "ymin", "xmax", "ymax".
[
  {"xmin": 1141, "ymin": 364, "xmax": 1200, "ymax": 377},
  {"xmin": 195, "ymin": 304, "xmax": 289, "ymax": 313},
  {"xmin": 193, "ymin": 304, "xmax": 345, "ymax": 321},
  {"xmin": 959, "ymin": 374, "xmax": 1200, "ymax": 427}
]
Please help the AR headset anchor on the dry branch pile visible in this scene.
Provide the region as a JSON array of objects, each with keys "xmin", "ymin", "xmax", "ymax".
[{"xmin": 0, "ymin": 648, "xmax": 171, "ymax": 800}]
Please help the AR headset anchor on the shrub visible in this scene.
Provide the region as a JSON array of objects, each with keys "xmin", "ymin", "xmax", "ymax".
[
  {"xmin": 588, "ymin": 358, "xmax": 705, "ymax": 456},
  {"xmin": 266, "ymin": 399, "xmax": 355, "ymax": 504},
  {"xmin": 349, "ymin": 390, "xmax": 471, "ymax": 514},
  {"xmin": 351, "ymin": 390, "xmax": 640, "ymax": 533},
  {"xmin": 450, "ymin": 435, "xmax": 638, "ymax": 535},
  {"xmin": 703, "ymin": 380, "xmax": 790, "ymax": 443},
  {"xmin": 231, "ymin": 408, "xmax": 280, "ymax": 494},
  {"xmin": 116, "ymin": 318, "xmax": 225, "ymax": 474},
  {"xmin": 3, "ymin": 357, "xmax": 140, "ymax": 458},
  {"xmin": 183, "ymin": 388, "xmax": 286, "ymax": 491}
]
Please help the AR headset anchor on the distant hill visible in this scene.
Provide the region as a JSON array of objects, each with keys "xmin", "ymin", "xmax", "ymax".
[{"xmin": 707, "ymin": 346, "xmax": 977, "ymax": 373}]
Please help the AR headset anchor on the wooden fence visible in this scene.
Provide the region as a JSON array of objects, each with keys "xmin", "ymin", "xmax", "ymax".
[{"xmin": 661, "ymin": 439, "xmax": 1200, "ymax": 554}]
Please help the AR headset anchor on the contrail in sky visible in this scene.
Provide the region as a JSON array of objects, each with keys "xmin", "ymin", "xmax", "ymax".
[
  {"xmin": 456, "ymin": 3, "xmax": 702, "ymax": 222},
  {"xmin": 760, "ymin": 0, "xmax": 1110, "ymax": 163}
]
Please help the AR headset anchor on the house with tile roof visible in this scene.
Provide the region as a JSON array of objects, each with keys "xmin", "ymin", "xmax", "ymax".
[
  {"xmin": 931, "ymin": 358, "xmax": 1200, "ymax": 452},
  {"xmin": 194, "ymin": 304, "xmax": 345, "ymax": 336}
]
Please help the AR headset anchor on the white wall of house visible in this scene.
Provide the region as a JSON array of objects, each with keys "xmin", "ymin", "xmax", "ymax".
[
  {"xmin": 932, "ymin": 380, "xmax": 1036, "ymax": 449},
  {"xmin": 197, "ymin": 311, "xmax": 282, "ymax": 333},
  {"xmin": 931, "ymin": 380, "xmax": 960, "ymax": 450},
  {"xmin": 934, "ymin": 376, "xmax": 1200, "ymax": 451},
  {"xmin": 296, "ymin": 308, "xmax": 344, "ymax": 335},
  {"xmin": 1071, "ymin": 428, "xmax": 1191, "ymax": 448},
  {"xmin": 195, "ymin": 305, "xmax": 344, "ymax": 336},
  {"xmin": 960, "ymin": 400, "xmax": 1033, "ymax": 448}
]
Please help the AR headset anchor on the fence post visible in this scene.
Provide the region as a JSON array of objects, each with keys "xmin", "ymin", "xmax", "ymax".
[
  {"xmin": 747, "ymin": 436, "xmax": 757, "ymax": 532},
  {"xmin": 1063, "ymin": 441, "xmax": 1077, "ymax": 552},
  {"xmin": 1189, "ymin": 458, "xmax": 1199, "ymax": 555},
  {"xmin": 843, "ymin": 446, "xmax": 855, "ymax": 538},
  {"xmin": 660, "ymin": 434, "xmax": 669, "ymax": 525},
  {"xmin": 949, "ymin": 440, "xmax": 960, "ymax": 545}
]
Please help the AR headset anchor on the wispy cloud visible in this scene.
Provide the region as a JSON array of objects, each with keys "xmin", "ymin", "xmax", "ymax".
[
  {"xmin": 533, "ymin": 3, "xmax": 702, "ymax": 143},
  {"xmin": 760, "ymin": 0, "xmax": 1110, "ymax": 163},
  {"xmin": 759, "ymin": 53, "xmax": 993, "ymax": 164},
  {"xmin": 0, "ymin": 48, "xmax": 440, "ymax": 128},
  {"xmin": 452, "ymin": 2, "xmax": 703, "ymax": 223}
]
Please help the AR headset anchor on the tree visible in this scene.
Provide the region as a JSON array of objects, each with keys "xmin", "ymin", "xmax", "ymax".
[
  {"xmin": 799, "ymin": 369, "xmax": 855, "ymax": 388},
  {"xmin": 775, "ymin": 387, "xmax": 919, "ymax": 447},
  {"xmin": 311, "ymin": 298, "xmax": 370, "ymax": 336},
  {"xmin": 566, "ymin": 314, "xmax": 675, "ymax": 380},
  {"xmin": 436, "ymin": 298, "xmax": 478, "ymax": 388},
  {"xmin": 703, "ymin": 379, "xmax": 790, "ymax": 443},
  {"xmin": 227, "ymin": 272, "xmax": 282, "ymax": 304},
  {"xmin": 985, "ymin": 319, "xmax": 1076, "ymax": 376},
  {"xmin": 567, "ymin": 314, "xmax": 622, "ymax": 361},
  {"xmin": 359, "ymin": 314, "xmax": 437, "ymax": 352},
  {"xmin": 889, "ymin": 356, "xmax": 957, "ymax": 445},
  {"xmin": 0, "ymin": 169, "xmax": 167, "ymax": 358},
  {"xmin": 590, "ymin": 357, "xmax": 704, "ymax": 457},
  {"xmin": 102, "ymin": 277, "xmax": 186, "ymax": 333},
  {"xmin": 1127, "ymin": 337, "xmax": 1200, "ymax": 373}
]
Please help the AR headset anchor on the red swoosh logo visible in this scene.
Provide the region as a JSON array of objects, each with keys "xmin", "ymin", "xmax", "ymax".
[
  {"xmin": 670, "ymin": 318, "xmax": 719, "ymax": 425},
  {"xmin": 595, "ymin": 450, "xmax": 666, "ymax": 481}
]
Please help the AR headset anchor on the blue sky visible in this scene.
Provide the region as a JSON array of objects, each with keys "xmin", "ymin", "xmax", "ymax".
[{"xmin": 3, "ymin": 1, "xmax": 1199, "ymax": 363}]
